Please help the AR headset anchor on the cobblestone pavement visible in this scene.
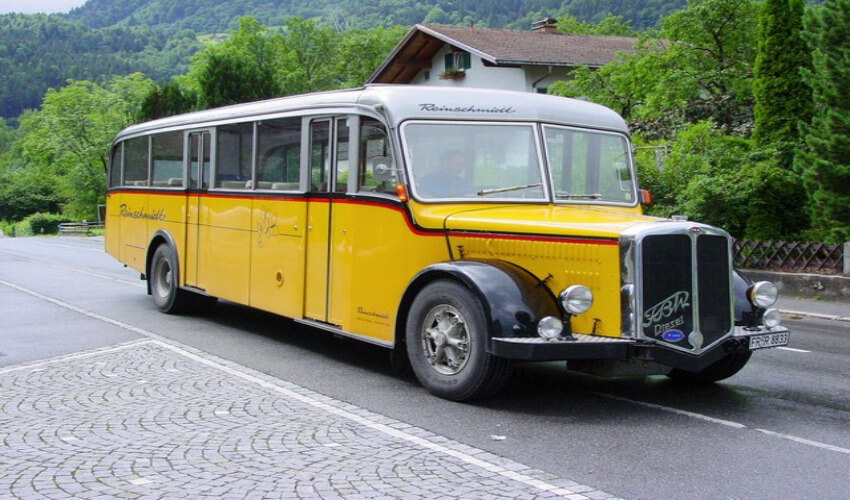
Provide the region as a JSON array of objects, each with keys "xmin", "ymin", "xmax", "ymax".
[{"xmin": 0, "ymin": 339, "xmax": 620, "ymax": 500}]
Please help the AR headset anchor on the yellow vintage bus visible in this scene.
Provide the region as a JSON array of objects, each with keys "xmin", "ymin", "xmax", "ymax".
[{"xmin": 105, "ymin": 85, "xmax": 789, "ymax": 400}]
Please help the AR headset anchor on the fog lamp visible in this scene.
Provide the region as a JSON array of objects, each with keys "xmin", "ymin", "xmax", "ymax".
[
  {"xmin": 748, "ymin": 281, "xmax": 779, "ymax": 308},
  {"xmin": 537, "ymin": 316, "xmax": 563, "ymax": 340},
  {"xmin": 560, "ymin": 285, "xmax": 594, "ymax": 315},
  {"xmin": 762, "ymin": 308, "xmax": 781, "ymax": 328}
]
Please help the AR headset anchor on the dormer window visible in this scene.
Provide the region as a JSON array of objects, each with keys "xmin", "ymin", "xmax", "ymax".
[{"xmin": 444, "ymin": 51, "xmax": 471, "ymax": 71}]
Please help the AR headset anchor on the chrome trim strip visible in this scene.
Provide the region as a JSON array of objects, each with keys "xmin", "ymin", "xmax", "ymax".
[{"xmin": 293, "ymin": 319, "xmax": 394, "ymax": 348}]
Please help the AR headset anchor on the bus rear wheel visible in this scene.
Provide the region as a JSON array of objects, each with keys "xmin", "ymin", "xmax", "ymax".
[
  {"xmin": 150, "ymin": 243, "xmax": 197, "ymax": 314},
  {"xmin": 406, "ymin": 280, "xmax": 512, "ymax": 401}
]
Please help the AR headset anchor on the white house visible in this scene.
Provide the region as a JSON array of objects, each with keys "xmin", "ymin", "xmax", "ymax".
[{"xmin": 368, "ymin": 19, "xmax": 637, "ymax": 94}]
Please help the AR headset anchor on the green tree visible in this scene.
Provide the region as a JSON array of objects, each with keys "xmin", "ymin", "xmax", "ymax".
[
  {"xmin": 0, "ymin": 165, "xmax": 65, "ymax": 222},
  {"xmin": 13, "ymin": 74, "xmax": 154, "ymax": 219},
  {"xmin": 334, "ymin": 26, "xmax": 407, "ymax": 88},
  {"xmin": 190, "ymin": 16, "xmax": 283, "ymax": 108},
  {"xmin": 138, "ymin": 80, "xmax": 198, "ymax": 121},
  {"xmin": 0, "ymin": 118, "xmax": 18, "ymax": 153},
  {"xmin": 551, "ymin": 0, "xmax": 760, "ymax": 138},
  {"xmin": 752, "ymin": 0, "xmax": 811, "ymax": 166},
  {"xmin": 557, "ymin": 13, "xmax": 636, "ymax": 36},
  {"xmin": 636, "ymin": 121, "xmax": 807, "ymax": 239},
  {"xmin": 795, "ymin": 0, "xmax": 850, "ymax": 242},
  {"xmin": 277, "ymin": 17, "xmax": 338, "ymax": 95},
  {"xmin": 659, "ymin": 0, "xmax": 759, "ymax": 133}
]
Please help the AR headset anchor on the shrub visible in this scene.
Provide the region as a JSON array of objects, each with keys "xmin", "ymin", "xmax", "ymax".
[
  {"xmin": 0, "ymin": 220, "xmax": 15, "ymax": 237},
  {"xmin": 23, "ymin": 213, "xmax": 72, "ymax": 235}
]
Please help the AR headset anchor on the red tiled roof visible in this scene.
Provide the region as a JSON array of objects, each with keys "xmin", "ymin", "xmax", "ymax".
[
  {"xmin": 420, "ymin": 24, "xmax": 637, "ymax": 67},
  {"xmin": 368, "ymin": 24, "xmax": 638, "ymax": 84}
]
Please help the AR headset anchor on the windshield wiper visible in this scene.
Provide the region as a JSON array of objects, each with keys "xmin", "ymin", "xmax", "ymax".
[
  {"xmin": 555, "ymin": 192, "xmax": 602, "ymax": 200},
  {"xmin": 477, "ymin": 183, "xmax": 543, "ymax": 196}
]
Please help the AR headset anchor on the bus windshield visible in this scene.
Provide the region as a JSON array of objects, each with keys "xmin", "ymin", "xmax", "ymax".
[
  {"xmin": 403, "ymin": 122, "xmax": 547, "ymax": 201},
  {"xmin": 403, "ymin": 121, "xmax": 636, "ymax": 204},
  {"xmin": 543, "ymin": 125, "xmax": 635, "ymax": 204}
]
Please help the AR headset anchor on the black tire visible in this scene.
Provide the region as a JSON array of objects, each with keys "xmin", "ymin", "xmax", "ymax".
[
  {"xmin": 388, "ymin": 344, "xmax": 414, "ymax": 378},
  {"xmin": 150, "ymin": 243, "xmax": 196, "ymax": 314},
  {"xmin": 405, "ymin": 280, "xmax": 512, "ymax": 401},
  {"xmin": 666, "ymin": 351, "xmax": 752, "ymax": 384}
]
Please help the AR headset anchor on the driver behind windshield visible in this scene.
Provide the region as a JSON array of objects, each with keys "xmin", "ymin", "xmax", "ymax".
[{"xmin": 415, "ymin": 150, "xmax": 472, "ymax": 198}]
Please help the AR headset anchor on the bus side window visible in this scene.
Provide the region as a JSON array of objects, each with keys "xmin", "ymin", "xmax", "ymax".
[
  {"xmin": 215, "ymin": 123, "xmax": 253, "ymax": 189},
  {"xmin": 151, "ymin": 132, "xmax": 184, "ymax": 187},
  {"xmin": 358, "ymin": 119, "xmax": 396, "ymax": 195},
  {"xmin": 109, "ymin": 143, "xmax": 122, "ymax": 188},
  {"xmin": 256, "ymin": 117, "xmax": 302, "ymax": 190},
  {"xmin": 123, "ymin": 136, "xmax": 149, "ymax": 186},
  {"xmin": 310, "ymin": 120, "xmax": 331, "ymax": 192}
]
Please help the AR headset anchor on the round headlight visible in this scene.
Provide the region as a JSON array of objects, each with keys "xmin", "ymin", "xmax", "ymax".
[
  {"xmin": 560, "ymin": 285, "xmax": 594, "ymax": 315},
  {"xmin": 748, "ymin": 281, "xmax": 779, "ymax": 308},
  {"xmin": 762, "ymin": 308, "xmax": 781, "ymax": 328},
  {"xmin": 537, "ymin": 316, "xmax": 563, "ymax": 340}
]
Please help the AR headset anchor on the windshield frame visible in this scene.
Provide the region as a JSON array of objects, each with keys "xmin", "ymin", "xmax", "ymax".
[
  {"xmin": 400, "ymin": 120, "xmax": 550, "ymax": 204},
  {"xmin": 541, "ymin": 123, "xmax": 638, "ymax": 208}
]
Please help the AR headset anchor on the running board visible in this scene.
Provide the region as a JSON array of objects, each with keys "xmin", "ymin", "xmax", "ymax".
[{"xmin": 294, "ymin": 318, "xmax": 394, "ymax": 348}]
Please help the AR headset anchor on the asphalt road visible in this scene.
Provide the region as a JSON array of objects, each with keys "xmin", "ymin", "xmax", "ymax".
[{"xmin": 1, "ymin": 235, "xmax": 848, "ymax": 500}]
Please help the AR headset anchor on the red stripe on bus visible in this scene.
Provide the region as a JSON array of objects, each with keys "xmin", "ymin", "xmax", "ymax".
[{"xmin": 108, "ymin": 191, "xmax": 618, "ymax": 245}]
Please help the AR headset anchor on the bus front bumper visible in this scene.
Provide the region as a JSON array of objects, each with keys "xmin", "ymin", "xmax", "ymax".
[{"xmin": 490, "ymin": 326, "xmax": 790, "ymax": 372}]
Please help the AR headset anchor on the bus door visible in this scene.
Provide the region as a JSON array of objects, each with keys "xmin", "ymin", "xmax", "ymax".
[
  {"xmin": 303, "ymin": 117, "xmax": 352, "ymax": 324},
  {"xmin": 184, "ymin": 129, "xmax": 211, "ymax": 289}
]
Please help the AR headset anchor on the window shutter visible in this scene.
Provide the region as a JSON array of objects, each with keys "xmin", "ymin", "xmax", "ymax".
[
  {"xmin": 444, "ymin": 53, "xmax": 454, "ymax": 69},
  {"xmin": 462, "ymin": 52, "xmax": 471, "ymax": 70}
]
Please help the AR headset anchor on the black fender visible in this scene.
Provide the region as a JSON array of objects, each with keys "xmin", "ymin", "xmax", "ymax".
[
  {"xmin": 396, "ymin": 260, "xmax": 561, "ymax": 351},
  {"xmin": 733, "ymin": 269, "xmax": 764, "ymax": 326},
  {"xmin": 145, "ymin": 230, "xmax": 179, "ymax": 296}
]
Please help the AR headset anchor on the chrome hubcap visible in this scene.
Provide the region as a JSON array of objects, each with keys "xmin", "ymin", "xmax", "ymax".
[
  {"xmin": 154, "ymin": 260, "xmax": 172, "ymax": 299},
  {"xmin": 421, "ymin": 305, "xmax": 470, "ymax": 375}
]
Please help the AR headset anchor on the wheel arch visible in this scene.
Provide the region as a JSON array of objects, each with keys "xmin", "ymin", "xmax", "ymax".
[
  {"xmin": 145, "ymin": 230, "xmax": 179, "ymax": 296},
  {"xmin": 394, "ymin": 260, "xmax": 561, "ymax": 353}
]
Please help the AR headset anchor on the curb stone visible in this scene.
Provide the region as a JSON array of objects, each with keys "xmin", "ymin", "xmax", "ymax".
[{"xmin": 780, "ymin": 309, "xmax": 850, "ymax": 323}]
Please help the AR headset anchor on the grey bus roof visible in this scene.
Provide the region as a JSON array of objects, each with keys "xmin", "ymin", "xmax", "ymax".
[{"xmin": 115, "ymin": 85, "xmax": 629, "ymax": 141}]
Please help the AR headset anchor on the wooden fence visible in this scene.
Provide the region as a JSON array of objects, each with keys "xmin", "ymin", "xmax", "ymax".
[{"xmin": 733, "ymin": 240, "xmax": 848, "ymax": 275}]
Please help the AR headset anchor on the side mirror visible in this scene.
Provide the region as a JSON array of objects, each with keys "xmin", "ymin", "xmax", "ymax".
[
  {"xmin": 372, "ymin": 156, "xmax": 398, "ymax": 182},
  {"xmin": 639, "ymin": 189, "xmax": 653, "ymax": 206}
]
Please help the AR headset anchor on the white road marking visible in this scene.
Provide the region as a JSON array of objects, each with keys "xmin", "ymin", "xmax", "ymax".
[
  {"xmin": 591, "ymin": 392, "xmax": 747, "ymax": 428},
  {"xmin": 777, "ymin": 347, "xmax": 811, "ymax": 353},
  {"xmin": 0, "ymin": 338, "xmax": 151, "ymax": 375},
  {"xmin": 43, "ymin": 242, "xmax": 104, "ymax": 252},
  {"xmin": 593, "ymin": 391, "xmax": 850, "ymax": 455},
  {"xmin": 755, "ymin": 429, "xmax": 850, "ymax": 454}
]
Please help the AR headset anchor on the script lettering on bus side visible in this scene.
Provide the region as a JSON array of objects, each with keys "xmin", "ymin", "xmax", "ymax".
[
  {"xmin": 356, "ymin": 306, "xmax": 392, "ymax": 326},
  {"xmin": 119, "ymin": 204, "xmax": 166, "ymax": 221},
  {"xmin": 418, "ymin": 103, "xmax": 516, "ymax": 114}
]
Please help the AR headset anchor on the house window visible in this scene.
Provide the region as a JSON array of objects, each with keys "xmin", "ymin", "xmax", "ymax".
[{"xmin": 444, "ymin": 51, "xmax": 471, "ymax": 71}]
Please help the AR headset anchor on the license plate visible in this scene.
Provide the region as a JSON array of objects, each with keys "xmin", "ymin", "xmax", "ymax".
[{"xmin": 749, "ymin": 332, "xmax": 789, "ymax": 350}]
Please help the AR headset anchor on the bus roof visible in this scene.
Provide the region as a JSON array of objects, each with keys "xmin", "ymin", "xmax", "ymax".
[{"xmin": 115, "ymin": 85, "xmax": 629, "ymax": 141}]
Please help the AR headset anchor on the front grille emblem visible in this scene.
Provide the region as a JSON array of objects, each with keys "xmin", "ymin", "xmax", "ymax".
[{"xmin": 689, "ymin": 227, "xmax": 703, "ymax": 234}]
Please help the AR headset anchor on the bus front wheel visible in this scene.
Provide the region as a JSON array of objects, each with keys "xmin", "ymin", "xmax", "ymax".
[
  {"xmin": 150, "ymin": 243, "xmax": 195, "ymax": 314},
  {"xmin": 406, "ymin": 280, "xmax": 512, "ymax": 401}
]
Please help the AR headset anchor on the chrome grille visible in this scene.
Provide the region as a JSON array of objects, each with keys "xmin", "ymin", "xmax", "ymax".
[{"xmin": 622, "ymin": 222, "xmax": 734, "ymax": 353}]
